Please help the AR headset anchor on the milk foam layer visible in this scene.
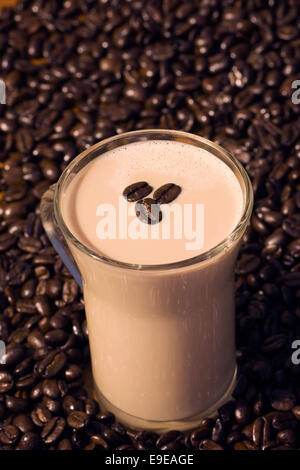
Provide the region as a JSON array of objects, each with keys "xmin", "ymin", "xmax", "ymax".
[{"xmin": 62, "ymin": 140, "xmax": 243, "ymax": 265}]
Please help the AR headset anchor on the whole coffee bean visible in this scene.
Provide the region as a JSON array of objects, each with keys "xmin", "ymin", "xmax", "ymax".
[
  {"xmin": 90, "ymin": 433, "xmax": 109, "ymax": 449},
  {"xmin": 262, "ymin": 334, "xmax": 287, "ymax": 353},
  {"xmin": 218, "ymin": 402, "xmax": 234, "ymax": 425},
  {"xmin": 64, "ymin": 364, "xmax": 82, "ymax": 382},
  {"xmin": 62, "ymin": 279, "xmax": 78, "ymax": 303},
  {"xmin": 271, "ymin": 390, "xmax": 296, "ymax": 411},
  {"xmin": 271, "ymin": 412, "xmax": 297, "ymax": 431},
  {"xmin": 235, "ymin": 399, "xmax": 252, "ymax": 425},
  {"xmin": 15, "ymin": 373, "xmax": 36, "ymax": 390},
  {"xmin": 16, "ymin": 432, "xmax": 41, "ymax": 450},
  {"xmin": 0, "ymin": 425, "xmax": 19, "ymax": 445},
  {"xmin": 156, "ymin": 430, "xmax": 183, "ymax": 449},
  {"xmin": 20, "ymin": 278, "xmax": 37, "ymax": 298},
  {"xmin": 50, "ymin": 313, "xmax": 69, "ymax": 329},
  {"xmin": 15, "ymin": 128, "xmax": 34, "ymax": 153},
  {"xmin": 41, "ymin": 417, "xmax": 66, "ymax": 445},
  {"xmin": 292, "ymin": 405, "xmax": 300, "ymax": 420},
  {"xmin": 277, "ymin": 25, "xmax": 298, "ymax": 41},
  {"xmin": 28, "ymin": 330, "xmax": 46, "ymax": 349},
  {"xmin": 2, "ymin": 344, "xmax": 25, "ymax": 367},
  {"xmin": 62, "ymin": 395, "xmax": 82, "ymax": 414},
  {"xmin": 276, "ymin": 429, "xmax": 296, "ymax": 446},
  {"xmin": 252, "ymin": 417, "xmax": 264, "ymax": 447},
  {"xmin": 283, "ymin": 215, "xmax": 300, "ymax": 238},
  {"xmin": 35, "ymin": 350, "xmax": 67, "ymax": 378},
  {"xmin": 5, "ymin": 395, "xmax": 28, "ymax": 413},
  {"xmin": 0, "ymin": 371, "xmax": 14, "ymax": 393},
  {"xmin": 116, "ymin": 444, "xmax": 135, "ymax": 450},
  {"xmin": 153, "ymin": 183, "xmax": 181, "ymax": 204},
  {"xmin": 31, "ymin": 404, "xmax": 52, "ymax": 427},
  {"xmin": 42, "ymin": 396, "xmax": 61, "ymax": 414},
  {"xmin": 199, "ymin": 439, "xmax": 223, "ymax": 450},
  {"xmin": 135, "ymin": 198, "xmax": 162, "ymax": 225},
  {"xmin": 175, "ymin": 75, "xmax": 201, "ymax": 91},
  {"xmin": 67, "ymin": 411, "xmax": 90, "ymax": 430},
  {"xmin": 211, "ymin": 418, "xmax": 225, "ymax": 443},
  {"xmin": 12, "ymin": 414, "xmax": 34, "ymax": 433},
  {"xmin": 85, "ymin": 398, "xmax": 99, "ymax": 417},
  {"xmin": 42, "ymin": 379, "xmax": 60, "ymax": 399},
  {"xmin": 123, "ymin": 181, "xmax": 153, "ymax": 202},
  {"xmin": 16, "ymin": 298, "xmax": 36, "ymax": 314},
  {"xmin": 45, "ymin": 329, "xmax": 68, "ymax": 346},
  {"xmin": 236, "ymin": 254, "xmax": 260, "ymax": 274}
]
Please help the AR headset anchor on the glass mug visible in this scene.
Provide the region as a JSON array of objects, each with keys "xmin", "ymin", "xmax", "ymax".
[{"xmin": 40, "ymin": 130, "xmax": 253, "ymax": 432}]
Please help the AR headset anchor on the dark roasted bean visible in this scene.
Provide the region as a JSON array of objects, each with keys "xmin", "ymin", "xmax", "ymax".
[
  {"xmin": 42, "ymin": 396, "xmax": 61, "ymax": 414},
  {"xmin": 41, "ymin": 417, "xmax": 66, "ymax": 445},
  {"xmin": 135, "ymin": 198, "xmax": 162, "ymax": 225},
  {"xmin": 123, "ymin": 181, "xmax": 153, "ymax": 202},
  {"xmin": 0, "ymin": 371, "xmax": 14, "ymax": 393},
  {"xmin": 0, "ymin": 425, "xmax": 19, "ymax": 445},
  {"xmin": 16, "ymin": 432, "xmax": 41, "ymax": 450},
  {"xmin": 67, "ymin": 411, "xmax": 90, "ymax": 430},
  {"xmin": 271, "ymin": 390, "xmax": 296, "ymax": 411},
  {"xmin": 35, "ymin": 350, "xmax": 67, "ymax": 378},
  {"xmin": 5, "ymin": 395, "xmax": 28, "ymax": 413},
  {"xmin": 236, "ymin": 254, "xmax": 260, "ymax": 275},
  {"xmin": 31, "ymin": 404, "xmax": 52, "ymax": 427},
  {"xmin": 15, "ymin": 373, "xmax": 36, "ymax": 390},
  {"xmin": 272, "ymin": 412, "xmax": 297, "ymax": 431},
  {"xmin": 292, "ymin": 405, "xmax": 300, "ymax": 420},
  {"xmin": 62, "ymin": 395, "xmax": 82, "ymax": 415},
  {"xmin": 156, "ymin": 430, "xmax": 183, "ymax": 449},
  {"xmin": 153, "ymin": 183, "xmax": 181, "ymax": 204},
  {"xmin": 211, "ymin": 418, "xmax": 225, "ymax": 443},
  {"xmin": 2, "ymin": 344, "xmax": 25, "ymax": 367},
  {"xmin": 28, "ymin": 330, "xmax": 46, "ymax": 349},
  {"xmin": 42, "ymin": 379, "xmax": 60, "ymax": 399},
  {"xmin": 20, "ymin": 278, "xmax": 37, "ymax": 298},
  {"xmin": 199, "ymin": 439, "xmax": 223, "ymax": 450},
  {"xmin": 235, "ymin": 399, "xmax": 252, "ymax": 425},
  {"xmin": 12, "ymin": 414, "xmax": 34, "ymax": 433}
]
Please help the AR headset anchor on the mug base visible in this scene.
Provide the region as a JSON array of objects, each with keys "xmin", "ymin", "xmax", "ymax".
[{"xmin": 92, "ymin": 366, "xmax": 237, "ymax": 433}]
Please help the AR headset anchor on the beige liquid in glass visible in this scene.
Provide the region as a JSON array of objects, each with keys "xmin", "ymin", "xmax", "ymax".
[{"xmin": 61, "ymin": 140, "xmax": 244, "ymax": 429}]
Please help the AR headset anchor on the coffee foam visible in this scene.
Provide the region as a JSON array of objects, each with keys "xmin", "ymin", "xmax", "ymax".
[{"xmin": 62, "ymin": 140, "xmax": 244, "ymax": 264}]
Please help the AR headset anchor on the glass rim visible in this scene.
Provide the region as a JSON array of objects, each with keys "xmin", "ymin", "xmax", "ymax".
[{"xmin": 54, "ymin": 129, "xmax": 254, "ymax": 271}]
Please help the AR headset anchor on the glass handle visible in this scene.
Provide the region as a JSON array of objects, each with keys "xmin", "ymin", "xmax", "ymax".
[{"xmin": 40, "ymin": 184, "xmax": 82, "ymax": 288}]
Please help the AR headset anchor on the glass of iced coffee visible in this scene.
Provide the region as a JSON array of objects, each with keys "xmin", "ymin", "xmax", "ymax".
[{"xmin": 40, "ymin": 129, "xmax": 253, "ymax": 432}]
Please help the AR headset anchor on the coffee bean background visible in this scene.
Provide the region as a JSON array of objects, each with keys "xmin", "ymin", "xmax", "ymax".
[{"xmin": 0, "ymin": 0, "xmax": 300, "ymax": 451}]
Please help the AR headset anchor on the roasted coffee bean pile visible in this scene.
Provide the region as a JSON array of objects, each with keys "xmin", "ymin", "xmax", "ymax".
[{"xmin": 0, "ymin": 0, "xmax": 300, "ymax": 450}]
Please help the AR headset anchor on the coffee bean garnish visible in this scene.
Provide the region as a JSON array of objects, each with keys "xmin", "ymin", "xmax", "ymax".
[
  {"xmin": 124, "ymin": 182, "xmax": 181, "ymax": 224},
  {"xmin": 153, "ymin": 183, "xmax": 182, "ymax": 204},
  {"xmin": 135, "ymin": 198, "xmax": 162, "ymax": 225},
  {"xmin": 123, "ymin": 182, "xmax": 152, "ymax": 202}
]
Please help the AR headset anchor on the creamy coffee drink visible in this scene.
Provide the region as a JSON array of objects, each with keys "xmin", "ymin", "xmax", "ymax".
[
  {"xmin": 60, "ymin": 138, "xmax": 247, "ymax": 430},
  {"xmin": 62, "ymin": 140, "xmax": 243, "ymax": 265}
]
